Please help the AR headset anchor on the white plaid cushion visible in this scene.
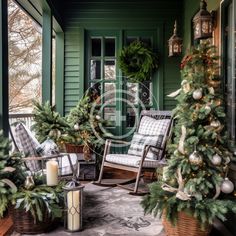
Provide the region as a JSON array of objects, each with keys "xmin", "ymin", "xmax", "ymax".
[
  {"xmin": 105, "ymin": 154, "xmax": 166, "ymax": 168},
  {"xmin": 14, "ymin": 123, "xmax": 41, "ymax": 171},
  {"xmin": 128, "ymin": 132, "xmax": 163, "ymax": 160},
  {"xmin": 138, "ymin": 116, "xmax": 170, "ymax": 136}
]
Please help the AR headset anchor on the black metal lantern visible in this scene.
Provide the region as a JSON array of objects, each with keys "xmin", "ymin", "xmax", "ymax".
[
  {"xmin": 168, "ymin": 20, "xmax": 183, "ymax": 57},
  {"xmin": 193, "ymin": 0, "xmax": 213, "ymax": 40},
  {"xmin": 63, "ymin": 180, "xmax": 84, "ymax": 232}
]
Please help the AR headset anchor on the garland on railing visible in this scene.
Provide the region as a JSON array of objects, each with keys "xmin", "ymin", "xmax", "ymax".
[{"xmin": 118, "ymin": 40, "xmax": 158, "ymax": 83}]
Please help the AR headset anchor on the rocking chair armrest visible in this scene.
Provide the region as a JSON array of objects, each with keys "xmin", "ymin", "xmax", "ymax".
[
  {"xmin": 139, "ymin": 145, "xmax": 165, "ymax": 164},
  {"xmin": 22, "ymin": 153, "xmax": 68, "ymax": 161},
  {"xmin": 106, "ymin": 139, "xmax": 130, "ymax": 145}
]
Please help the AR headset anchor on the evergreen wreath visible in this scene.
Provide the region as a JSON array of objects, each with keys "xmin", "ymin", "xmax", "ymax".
[{"xmin": 118, "ymin": 40, "xmax": 158, "ymax": 83}]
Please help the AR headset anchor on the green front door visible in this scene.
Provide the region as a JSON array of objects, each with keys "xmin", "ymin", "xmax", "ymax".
[{"xmin": 86, "ymin": 29, "xmax": 158, "ymax": 140}]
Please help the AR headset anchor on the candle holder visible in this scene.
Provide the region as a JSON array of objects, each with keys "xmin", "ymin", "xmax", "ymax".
[{"xmin": 63, "ymin": 179, "xmax": 84, "ymax": 232}]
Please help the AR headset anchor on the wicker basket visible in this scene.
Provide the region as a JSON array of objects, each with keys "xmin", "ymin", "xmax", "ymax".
[
  {"xmin": 162, "ymin": 211, "xmax": 211, "ymax": 236},
  {"xmin": 65, "ymin": 143, "xmax": 84, "ymax": 153},
  {"xmin": 10, "ymin": 207, "xmax": 56, "ymax": 234}
]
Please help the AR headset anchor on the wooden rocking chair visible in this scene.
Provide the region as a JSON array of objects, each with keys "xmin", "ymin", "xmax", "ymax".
[{"xmin": 94, "ymin": 110, "xmax": 173, "ymax": 194}]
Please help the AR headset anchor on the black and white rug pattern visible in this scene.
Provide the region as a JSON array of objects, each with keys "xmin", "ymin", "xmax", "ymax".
[{"xmin": 79, "ymin": 183, "xmax": 164, "ymax": 236}]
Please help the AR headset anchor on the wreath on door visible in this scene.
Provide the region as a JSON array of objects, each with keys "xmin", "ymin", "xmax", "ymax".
[{"xmin": 118, "ymin": 40, "xmax": 158, "ymax": 83}]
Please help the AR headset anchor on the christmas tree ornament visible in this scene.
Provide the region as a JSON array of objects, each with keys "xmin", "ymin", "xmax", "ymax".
[
  {"xmin": 211, "ymin": 154, "xmax": 222, "ymax": 165},
  {"xmin": 208, "ymin": 80, "xmax": 221, "ymax": 88},
  {"xmin": 205, "ymin": 104, "xmax": 211, "ymax": 111},
  {"xmin": 214, "ymin": 99, "xmax": 222, "ymax": 106},
  {"xmin": 95, "ymin": 115, "xmax": 101, "ymax": 120},
  {"xmin": 24, "ymin": 176, "xmax": 35, "ymax": 190},
  {"xmin": 192, "ymin": 89, "xmax": 203, "ymax": 100},
  {"xmin": 167, "ymin": 89, "xmax": 181, "ymax": 98},
  {"xmin": 210, "ymin": 119, "xmax": 221, "ymax": 128},
  {"xmin": 74, "ymin": 123, "xmax": 80, "ymax": 130},
  {"xmin": 189, "ymin": 150, "xmax": 203, "ymax": 165},
  {"xmin": 49, "ymin": 129, "xmax": 61, "ymax": 139},
  {"xmin": 221, "ymin": 178, "xmax": 234, "ymax": 194}
]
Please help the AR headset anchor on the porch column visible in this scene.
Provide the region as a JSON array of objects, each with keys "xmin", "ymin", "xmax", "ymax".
[
  {"xmin": 42, "ymin": 8, "xmax": 52, "ymax": 103},
  {"xmin": 0, "ymin": 0, "xmax": 8, "ymax": 136}
]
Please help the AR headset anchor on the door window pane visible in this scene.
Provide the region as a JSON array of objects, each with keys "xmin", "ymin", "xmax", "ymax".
[
  {"xmin": 104, "ymin": 83, "xmax": 116, "ymax": 104},
  {"xmin": 105, "ymin": 60, "xmax": 116, "ymax": 80},
  {"xmin": 90, "ymin": 82, "xmax": 101, "ymax": 104},
  {"xmin": 126, "ymin": 107, "xmax": 137, "ymax": 127},
  {"xmin": 104, "ymin": 107, "xmax": 116, "ymax": 127},
  {"xmin": 127, "ymin": 83, "xmax": 138, "ymax": 104},
  {"xmin": 140, "ymin": 81, "xmax": 152, "ymax": 105},
  {"xmin": 90, "ymin": 60, "xmax": 101, "ymax": 80},
  {"xmin": 91, "ymin": 38, "xmax": 101, "ymax": 56},
  {"xmin": 105, "ymin": 38, "xmax": 115, "ymax": 56}
]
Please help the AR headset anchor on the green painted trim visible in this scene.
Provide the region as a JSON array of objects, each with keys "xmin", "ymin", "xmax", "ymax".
[
  {"xmin": 55, "ymin": 32, "xmax": 64, "ymax": 115},
  {"xmin": 0, "ymin": 0, "xmax": 8, "ymax": 136},
  {"xmin": 78, "ymin": 27, "xmax": 85, "ymax": 98},
  {"xmin": 42, "ymin": 8, "xmax": 52, "ymax": 103}
]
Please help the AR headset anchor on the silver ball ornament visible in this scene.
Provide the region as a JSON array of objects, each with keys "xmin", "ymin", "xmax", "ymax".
[
  {"xmin": 189, "ymin": 151, "xmax": 203, "ymax": 165},
  {"xmin": 211, "ymin": 154, "xmax": 222, "ymax": 166},
  {"xmin": 74, "ymin": 123, "xmax": 80, "ymax": 130},
  {"xmin": 192, "ymin": 89, "xmax": 202, "ymax": 100},
  {"xmin": 221, "ymin": 178, "xmax": 234, "ymax": 194}
]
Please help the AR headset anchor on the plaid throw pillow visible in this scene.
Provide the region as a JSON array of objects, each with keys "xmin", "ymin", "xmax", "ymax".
[
  {"xmin": 14, "ymin": 123, "xmax": 41, "ymax": 171},
  {"xmin": 128, "ymin": 132, "xmax": 164, "ymax": 160},
  {"xmin": 36, "ymin": 139, "xmax": 59, "ymax": 156},
  {"xmin": 138, "ymin": 116, "xmax": 170, "ymax": 136}
]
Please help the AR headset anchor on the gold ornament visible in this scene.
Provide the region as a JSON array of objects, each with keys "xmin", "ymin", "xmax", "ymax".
[
  {"xmin": 210, "ymin": 120, "xmax": 221, "ymax": 128},
  {"xmin": 208, "ymin": 80, "xmax": 221, "ymax": 88},
  {"xmin": 189, "ymin": 151, "xmax": 203, "ymax": 165}
]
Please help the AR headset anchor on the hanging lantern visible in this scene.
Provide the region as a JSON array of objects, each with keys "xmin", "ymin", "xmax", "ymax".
[
  {"xmin": 63, "ymin": 180, "xmax": 84, "ymax": 232},
  {"xmin": 168, "ymin": 20, "xmax": 183, "ymax": 57},
  {"xmin": 193, "ymin": 0, "xmax": 213, "ymax": 40}
]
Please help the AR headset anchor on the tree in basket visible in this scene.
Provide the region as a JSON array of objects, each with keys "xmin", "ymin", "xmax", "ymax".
[
  {"xmin": 32, "ymin": 100, "xmax": 69, "ymax": 144},
  {"xmin": 64, "ymin": 88, "xmax": 110, "ymax": 158},
  {"xmin": 141, "ymin": 41, "xmax": 236, "ymax": 235}
]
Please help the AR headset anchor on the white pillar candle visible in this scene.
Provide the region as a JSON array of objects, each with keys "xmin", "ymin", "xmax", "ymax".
[
  {"xmin": 46, "ymin": 160, "xmax": 58, "ymax": 186},
  {"xmin": 67, "ymin": 190, "xmax": 81, "ymax": 231}
]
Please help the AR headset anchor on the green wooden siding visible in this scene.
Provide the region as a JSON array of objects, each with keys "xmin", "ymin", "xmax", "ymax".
[{"xmin": 62, "ymin": 0, "xmax": 183, "ymax": 113}]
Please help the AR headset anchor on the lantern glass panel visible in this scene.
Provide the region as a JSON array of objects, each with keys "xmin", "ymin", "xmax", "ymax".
[{"xmin": 64, "ymin": 185, "xmax": 84, "ymax": 232}]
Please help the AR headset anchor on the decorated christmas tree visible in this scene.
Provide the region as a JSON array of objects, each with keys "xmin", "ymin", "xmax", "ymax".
[
  {"xmin": 142, "ymin": 41, "xmax": 236, "ymax": 227},
  {"xmin": 65, "ymin": 88, "xmax": 109, "ymax": 152}
]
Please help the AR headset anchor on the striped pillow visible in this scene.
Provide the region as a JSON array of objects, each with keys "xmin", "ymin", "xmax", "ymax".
[{"xmin": 128, "ymin": 132, "xmax": 164, "ymax": 160}]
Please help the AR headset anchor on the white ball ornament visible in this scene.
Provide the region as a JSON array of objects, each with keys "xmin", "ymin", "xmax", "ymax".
[
  {"xmin": 189, "ymin": 151, "xmax": 203, "ymax": 165},
  {"xmin": 192, "ymin": 89, "xmax": 203, "ymax": 100},
  {"xmin": 74, "ymin": 123, "xmax": 80, "ymax": 130},
  {"xmin": 221, "ymin": 178, "xmax": 234, "ymax": 194},
  {"xmin": 210, "ymin": 120, "xmax": 221, "ymax": 128},
  {"xmin": 95, "ymin": 115, "xmax": 101, "ymax": 120},
  {"xmin": 211, "ymin": 154, "xmax": 222, "ymax": 166}
]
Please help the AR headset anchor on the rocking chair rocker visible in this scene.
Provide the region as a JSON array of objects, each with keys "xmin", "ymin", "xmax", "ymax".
[{"xmin": 94, "ymin": 110, "xmax": 173, "ymax": 194}]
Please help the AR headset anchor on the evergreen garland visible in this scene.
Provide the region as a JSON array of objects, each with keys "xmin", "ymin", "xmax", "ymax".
[
  {"xmin": 141, "ymin": 41, "xmax": 236, "ymax": 226},
  {"xmin": 118, "ymin": 40, "xmax": 158, "ymax": 83},
  {"xmin": 31, "ymin": 101, "xmax": 69, "ymax": 143}
]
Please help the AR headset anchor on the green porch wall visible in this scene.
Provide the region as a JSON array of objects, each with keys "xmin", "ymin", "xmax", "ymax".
[
  {"xmin": 62, "ymin": 0, "xmax": 183, "ymax": 113},
  {"xmin": 183, "ymin": 0, "xmax": 221, "ymax": 53}
]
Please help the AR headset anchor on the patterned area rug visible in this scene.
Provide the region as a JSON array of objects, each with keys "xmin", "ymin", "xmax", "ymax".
[
  {"xmin": 80, "ymin": 183, "xmax": 164, "ymax": 236},
  {"xmin": 20, "ymin": 183, "xmax": 165, "ymax": 236}
]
